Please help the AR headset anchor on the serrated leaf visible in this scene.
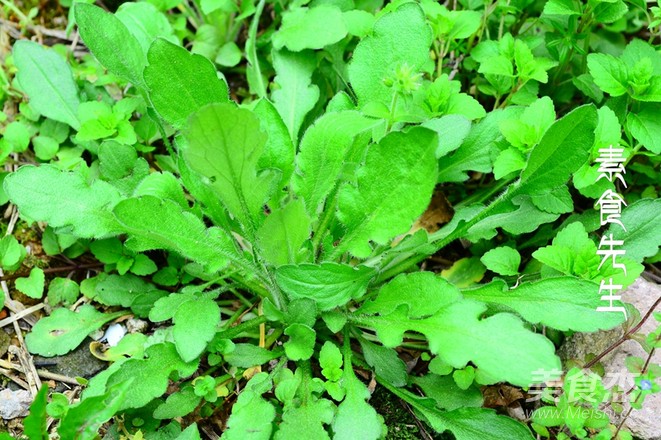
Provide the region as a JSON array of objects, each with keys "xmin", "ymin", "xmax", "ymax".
[
  {"xmin": 608, "ymin": 198, "xmax": 661, "ymax": 262},
  {"xmin": 113, "ymin": 196, "xmax": 238, "ymax": 272},
  {"xmin": 115, "ymin": 2, "xmax": 176, "ymax": 53},
  {"xmin": 222, "ymin": 373, "xmax": 275, "ymax": 440},
  {"xmin": 587, "ymin": 53, "xmax": 628, "ymax": 97},
  {"xmin": 355, "ymin": 299, "xmax": 560, "ymax": 386},
  {"xmin": 359, "ymin": 272, "xmax": 461, "ymax": 318},
  {"xmin": 626, "ymin": 104, "xmax": 661, "ymax": 154},
  {"xmin": 16, "ymin": 267, "xmax": 45, "ymax": 299},
  {"xmin": 271, "ymin": 49, "xmax": 320, "ymax": 141},
  {"xmin": 273, "ymin": 5, "xmax": 347, "ymax": 51},
  {"xmin": 480, "ymin": 246, "xmax": 520, "ymax": 276},
  {"xmin": 13, "ymin": 41, "xmax": 80, "ymax": 129},
  {"xmin": 358, "ymin": 337, "xmax": 408, "ymax": 387},
  {"xmin": 144, "ymin": 38, "xmax": 229, "ymax": 129},
  {"xmin": 26, "ymin": 305, "xmax": 125, "ymax": 357},
  {"xmin": 275, "ymin": 397, "xmax": 335, "ymax": 440},
  {"xmin": 293, "ymin": 111, "xmax": 376, "ymax": 215},
  {"xmin": 173, "ymin": 297, "xmax": 220, "ymax": 362},
  {"xmin": 348, "ymin": 3, "xmax": 432, "ymax": 106},
  {"xmin": 183, "ymin": 103, "xmax": 278, "ymax": 232},
  {"xmin": 5, "ymin": 165, "xmax": 122, "ymax": 238},
  {"xmin": 463, "ymin": 278, "xmax": 625, "ymax": 331},
  {"xmin": 256, "ymin": 200, "xmax": 310, "ymax": 266},
  {"xmin": 105, "ymin": 342, "xmax": 199, "ymax": 410},
  {"xmin": 334, "ymin": 127, "xmax": 437, "ymax": 258},
  {"xmin": 320, "ymin": 341, "xmax": 343, "ymax": 382},
  {"xmin": 276, "ymin": 263, "xmax": 375, "ymax": 311},
  {"xmin": 75, "ymin": 3, "xmax": 146, "ymax": 87}
]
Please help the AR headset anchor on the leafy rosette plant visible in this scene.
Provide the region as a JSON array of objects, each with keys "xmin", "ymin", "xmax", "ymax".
[{"xmin": 7, "ymin": 2, "xmax": 660, "ymax": 439}]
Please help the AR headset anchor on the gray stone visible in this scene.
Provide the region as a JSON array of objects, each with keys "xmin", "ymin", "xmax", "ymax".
[
  {"xmin": 559, "ymin": 278, "xmax": 661, "ymax": 440},
  {"xmin": 0, "ymin": 388, "xmax": 32, "ymax": 419}
]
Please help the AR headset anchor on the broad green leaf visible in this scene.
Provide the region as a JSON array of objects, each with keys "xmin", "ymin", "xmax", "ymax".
[
  {"xmin": 5, "ymin": 165, "xmax": 122, "ymax": 238},
  {"xmin": 348, "ymin": 3, "xmax": 432, "ymax": 106},
  {"xmin": 319, "ymin": 342, "xmax": 343, "ymax": 382},
  {"xmin": 224, "ymin": 344, "xmax": 282, "ymax": 368},
  {"xmin": 587, "ymin": 53, "xmax": 628, "ymax": 96},
  {"xmin": 144, "ymin": 38, "xmax": 229, "ymax": 129},
  {"xmin": 358, "ymin": 272, "xmax": 461, "ymax": 318},
  {"xmin": 428, "ymin": 407, "xmax": 535, "ymax": 440},
  {"xmin": 26, "ymin": 305, "xmax": 125, "ymax": 357},
  {"xmin": 75, "ymin": 3, "xmax": 146, "ymax": 87},
  {"xmin": 273, "ymin": 5, "xmax": 348, "ymax": 51},
  {"xmin": 105, "ymin": 342, "xmax": 199, "ymax": 410},
  {"xmin": 222, "ymin": 373, "xmax": 275, "ymax": 440},
  {"xmin": 593, "ymin": 0, "xmax": 628, "ymax": 23},
  {"xmin": 608, "ymin": 198, "xmax": 661, "ymax": 262},
  {"xmin": 134, "ymin": 171, "xmax": 188, "ymax": 209},
  {"xmin": 358, "ymin": 337, "xmax": 408, "ymax": 387},
  {"xmin": 115, "ymin": 2, "xmax": 176, "ymax": 53},
  {"xmin": 334, "ymin": 127, "xmax": 437, "ymax": 258},
  {"xmin": 355, "ymin": 299, "xmax": 560, "ymax": 386},
  {"xmin": 271, "ymin": 49, "xmax": 320, "ymax": 141},
  {"xmin": 276, "ymin": 263, "xmax": 376, "ymax": 311},
  {"xmin": 480, "ymin": 246, "xmax": 520, "ymax": 276},
  {"xmin": 183, "ymin": 103, "xmax": 278, "ymax": 232},
  {"xmin": 113, "ymin": 196, "xmax": 238, "ymax": 273},
  {"xmin": 515, "ymin": 105, "xmax": 598, "ymax": 195},
  {"xmin": 256, "ymin": 200, "xmax": 310, "ymax": 266},
  {"xmin": 173, "ymin": 297, "xmax": 221, "ymax": 362},
  {"xmin": 543, "ymin": 0, "xmax": 581, "ymax": 15},
  {"xmin": 254, "ymin": 98, "xmax": 296, "ymax": 189},
  {"xmin": 275, "ymin": 396, "xmax": 335, "ymax": 439},
  {"xmin": 153, "ymin": 386, "xmax": 201, "ymax": 419},
  {"xmin": 58, "ymin": 381, "xmax": 131, "ymax": 440},
  {"xmin": 467, "ymin": 198, "xmax": 559, "ymax": 241},
  {"xmin": 47, "ymin": 277, "xmax": 80, "ymax": 306},
  {"xmin": 626, "ymin": 104, "xmax": 661, "ymax": 154},
  {"xmin": 463, "ymin": 277, "xmax": 625, "ymax": 331},
  {"xmin": 13, "ymin": 41, "xmax": 81, "ymax": 129},
  {"xmin": 440, "ymin": 257, "xmax": 485, "ymax": 288},
  {"xmin": 94, "ymin": 273, "xmax": 164, "ymax": 313},
  {"xmin": 284, "ymin": 324, "xmax": 316, "ymax": 361},
  {"xmin": 23, "ymin": 385, "xmax": 48, "ymax": 440},
  {"xmin": 0, "ymin": 235, "xmax": 26, "ymax": 271},
  {"xmin": 293, "ymin": 111, "xmax": 376, "ymax": 215},
  {"xmin": 332, "ymin": 356, "xmax": 385, "ymax": 440},
  {"xmin": 499, "ymin": 97, "xmax": 555, "ymax": 151},
  {"xmin": 529, "ymin": 185, "xmax": 573, "ymax": 214},
  {"xmin": 15, "ymin": 267, "xmax": 45, "ymax": 299}
]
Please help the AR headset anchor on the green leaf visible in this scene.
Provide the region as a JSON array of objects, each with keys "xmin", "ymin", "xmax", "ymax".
[
  {"xmin": 275, "ymin": 395, "xmax": 335, "ymax": 439},
  {"xmin": 0, "ymin": 235, "xmax": 26, "ymax": 271},
  {"xmin": 33, "ymin": 135, "xmax": 60, "ymax": 161},
  {"xmin": 15, "ymin": 267, "xmax": 45, "ymax": 299},
  {"xmin": 13, "ymin": 41, "xmax": 80, "ymax": 129},
  {"xmin": 358, "ymin": 337, "xmax": 408, "ymax": 387},
  {"xmin": 105, "ymin": 342, "xmax": 199, "ymax": 410},
  {"xmin": 47, "ymin": 277, "xmax": 80, "ymax": 306},
  {"xmin": 355, "ymin": 298, "xmax": 560, "ymax": 386},
  {"xmin": 587, "ymin": 53, "xmax": 628, "ymax": 96},
  {"xmin": 359, "ymin": 272, "xmax": 461, "ymax": 318},
  {"xmin": 75, "ymin": 3, "xmax": 146, "ymax": 87},
  {"xmin": 23, "ymin": 385, "xmax": 48, "ymax": 440},
  {"xmin": 113, "ymin": 196, "xmax": 238, "ymax": 273},
  {"xmin": 273, "ymin": 5, "xmax": 348, "ymax": 51},
  {"xmin": 115, "ymin": 2, "xmax": 176, "ymax": 53},
  {"xmin": 333, "ymin": 127, "xmax": 437, "ymax": 258},
  {"xmin": 3, "ymin": 121, "xmax": 31, "ymax": 152},
  {"xmin": 254, "ymin": 98, "xmax": 296, "ymax": 189},
  {"xmin": 480, "ymin": 246, "xmax": 520, "ymax": 276},
  {"xmin": 222, "ymin": 373, "xmax": 275, "ymax": 440},
  {"xmin": 608, "ymin": 198, "xmax": 661, "ymax": 262},
  {"xmin": 543, "ymin": 0, "xmax": 581, "ymax": 15},
  {"xmin": 26, "ymin": 305, "xmax": 125, "ymax": 357},
  {"xmin": 438, "ymin": 108, "xmax": 520, "ymax": 182},
  {"xmin": 284, "ymin": 324, "xmax": 316, "ymax": 361},
  {"xmin": 183, "ymin": 103, "xmax": 278, "ymax": 232},
  {"xmin": 428, "ymin": 407, "xmax": 535, "ymax": 440},
  {"xmin": 58, "ymin": 381, "xmax": 131, "ymax": 440},
  {"xmin": 412, "ymin": 374, "xmax": 482, "ymax": 411},
  {"xmin": 271, "ymin": 49, "xmax": 320, "ymax": 141},
  {"xmin": 515, "ymin": 105, "xmax": 598, "ymax": 196},
  {"xmin": 293, "ymin": 110, "xmax": 376, "ymax": 215},
  {"xmin": 153, "ymin": 386, "xmax": 201, "ymax": 419},
  {"xmin": 348, "ymin": 3, "xmax": 432, "ymax": 106},
  {"xmin": 332, "ymin": 356, "xmax": 385, "ymax": 439},
  {"xmin": 463, "ymin": 277, "xmax": 625, "ymax": 331},
  {"xmin": 320, "ymin": 341, "xmax": 343, "ymax": 382},
  {"xmin": 144, "ymin": 38, "xmax": 229, "ymax": 129},
  {"xmin": 173, "ymin": 297, "xmax": 220, "ymax": 362},
  {"xmin": 224, "ymin": 344, "xmax": 282, "ymax": 368},
  {"xmin": 256, "ymin": 200, "xmax": 310, "ymax": 266},
  {"xmin": 276, "ymin": 263, "xmax": 376, "ymax": 311},
  {"xmin": 5, "ymin": 165, "xmax": 122, "ymax": 238},
  {"xmin": 627, "ymin": 104, "xmax": 661, "ymax": 154}
]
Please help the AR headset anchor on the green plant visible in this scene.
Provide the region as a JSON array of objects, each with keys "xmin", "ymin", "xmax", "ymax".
[{"xmin": 2, "ymin": 0, "xmax": 660, "ymax": 439}]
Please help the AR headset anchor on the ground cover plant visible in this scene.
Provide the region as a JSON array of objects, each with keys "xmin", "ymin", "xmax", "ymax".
[{"xmin": 0, "ymin": 0, "xmax": 660, "ymax": 438}]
